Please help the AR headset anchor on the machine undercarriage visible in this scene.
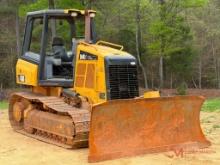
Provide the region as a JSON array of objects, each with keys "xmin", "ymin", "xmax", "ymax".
[{"xmin": 9, "ymin": 92, "xmax": 90, "ymax": 149}]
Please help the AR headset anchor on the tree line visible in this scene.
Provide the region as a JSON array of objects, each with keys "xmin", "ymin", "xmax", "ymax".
[{"xmin": 0, "ymin": 0, "xmax": 220, "ymax": 90}]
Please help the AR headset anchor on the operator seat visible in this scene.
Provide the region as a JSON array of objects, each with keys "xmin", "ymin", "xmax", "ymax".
[
  {"xmin": 50, "ymin": 37, "xmax": 73, "ymax": 79},
  {"xmin": 52, "ymin": 37, "xmax": 68, "ymax": 62}
]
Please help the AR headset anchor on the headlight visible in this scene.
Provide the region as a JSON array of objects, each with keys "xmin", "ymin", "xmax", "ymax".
[
  {"xmin": 71, "ymin": 12, "xmax": 78, "ymax": 17},
  {"xmin": 130, "ymin": 62, "xmax": 136, "ymax": 65},
  {"xmin": 89, "ymin": 13, "xmax": 96, "ymax": 18}
]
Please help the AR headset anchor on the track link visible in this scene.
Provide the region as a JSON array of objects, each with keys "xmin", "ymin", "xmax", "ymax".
[{"xmin": 9, "ymin": 92, "xmax": 90, "ymax": 149}]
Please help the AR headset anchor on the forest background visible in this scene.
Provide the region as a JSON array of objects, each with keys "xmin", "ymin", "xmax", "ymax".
[{"xmin": 1, "ymin": 0, "xmax": 219, "ymax": 92}]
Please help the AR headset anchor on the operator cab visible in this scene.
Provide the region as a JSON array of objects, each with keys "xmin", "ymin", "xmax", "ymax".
[{"xmin": 21, "ymin": 9, "xmax": 96, "ymax": 87}]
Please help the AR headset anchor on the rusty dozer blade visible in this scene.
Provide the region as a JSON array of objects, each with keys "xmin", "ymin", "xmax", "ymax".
[{"xmin": 88, "ymin": 96, "xmax": 211, "ymax": 162}]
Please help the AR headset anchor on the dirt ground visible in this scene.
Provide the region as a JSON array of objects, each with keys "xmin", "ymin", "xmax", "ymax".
[{"xmin": 0, "ymin": 110, "xmax": 220, "ymax": 165}]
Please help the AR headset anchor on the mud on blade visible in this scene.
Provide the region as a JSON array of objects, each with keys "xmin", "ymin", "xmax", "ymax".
[{"xmin": 88, "ymin": 96, "xmax": 211, "ymax": 162}]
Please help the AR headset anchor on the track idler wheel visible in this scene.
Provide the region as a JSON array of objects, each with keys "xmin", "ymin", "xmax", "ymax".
[
  {"xmin": 12, "ymin": 102, "xmax": 24, "ymax": 122},
  {"xmin": 9, "ymin": 95, "xmax": 30, "ymax": 130}
]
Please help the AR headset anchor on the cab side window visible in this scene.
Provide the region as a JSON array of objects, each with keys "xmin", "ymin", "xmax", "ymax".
[
  {"xmin": 29, "ymin": 18, "xmax": 43, "ymax": 54},
  {"xmin": 22, "ymin": 17, "xmax": 43, "ymax": 63}
]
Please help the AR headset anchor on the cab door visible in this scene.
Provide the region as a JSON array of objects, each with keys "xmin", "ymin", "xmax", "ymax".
[{"xmin": 16, "ymin": 16, "xmax": 43, "ymax": 86}]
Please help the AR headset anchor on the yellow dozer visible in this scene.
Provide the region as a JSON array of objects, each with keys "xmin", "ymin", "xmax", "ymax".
[{"xmin": 9, "ymin": 9, "xmax": 210, "ymax": 162}]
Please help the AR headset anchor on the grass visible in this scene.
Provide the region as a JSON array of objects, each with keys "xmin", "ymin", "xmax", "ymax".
[
  {"xmin": 202, "ymin": 98, "xmax": 220, "ymax": 112},
  {"xmin": 0, "ymin": 101, "xmax": 8, "ymax": 110}
]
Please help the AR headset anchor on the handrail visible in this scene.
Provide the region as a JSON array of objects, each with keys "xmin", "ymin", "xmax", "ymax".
[
  {"xmin": 78, "ymin": 41, "xmax": 98, "ymax": 51},
  {"xmin": 96, "ymin": 40, "xmax": 124, "ymax": 51}
]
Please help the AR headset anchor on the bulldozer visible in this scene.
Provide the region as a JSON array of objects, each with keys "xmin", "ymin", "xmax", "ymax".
[{"xmin": 9, "ymin": 9, "xmax": 211, "ymax": 162}]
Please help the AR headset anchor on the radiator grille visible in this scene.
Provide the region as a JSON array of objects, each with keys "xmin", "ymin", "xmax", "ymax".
[{"xmin": 108, "ymin": 65, "xmax": 139, "ymax": 99}]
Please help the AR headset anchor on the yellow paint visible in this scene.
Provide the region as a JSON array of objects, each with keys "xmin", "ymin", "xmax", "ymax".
[
  {"xmin": 16, "ymin": 40, "xmax": 133, "ymax": 104},
  {"xmin": 64, "ymin": 9, "xmax": 96, "ymax": 15},
  {"xmin": 144, "ymin": 91, "xmax": 160, "ymax": 98},
  {"xmin": 64, "ymin": 9, "xmax": 81, "ymax": 14},
  {"xmin": 73, "ymin": 42, "xmax": 126, "ymax": 104},
  {"xmin": 96, "ymin": 40, "xmax": 124, "ymax": 50},
  {"xmin": 72, "ymin": 42, "xmax": 135, "ymax": 104},
  {"xmin": 74, "ymin": 43, "xmax": 102, "ymax": 104},
  {"xmin": 16, "ymin": 59, "xmax": 38, "ymax": 86}
]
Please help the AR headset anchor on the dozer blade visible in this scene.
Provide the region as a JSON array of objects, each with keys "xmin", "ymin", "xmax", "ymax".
[{"xmin": 88, "ymin": 96, "xmax": 211, "ymax": 162}]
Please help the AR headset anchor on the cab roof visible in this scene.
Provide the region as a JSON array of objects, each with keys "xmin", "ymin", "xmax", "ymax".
[{"xmin": 27, "ymin": 9, "xmax": 96, "ymax": 17}]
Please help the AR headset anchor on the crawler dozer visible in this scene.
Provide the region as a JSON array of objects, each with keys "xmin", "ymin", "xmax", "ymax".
[{"xmin": 9, "ymin": 9, "xmax": 210, "ymax": 162}]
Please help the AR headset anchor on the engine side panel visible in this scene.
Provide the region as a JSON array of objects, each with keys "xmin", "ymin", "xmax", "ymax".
[{"xmin": 74, "ymin": 44, "xmax": 107, "ymax": 104}]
